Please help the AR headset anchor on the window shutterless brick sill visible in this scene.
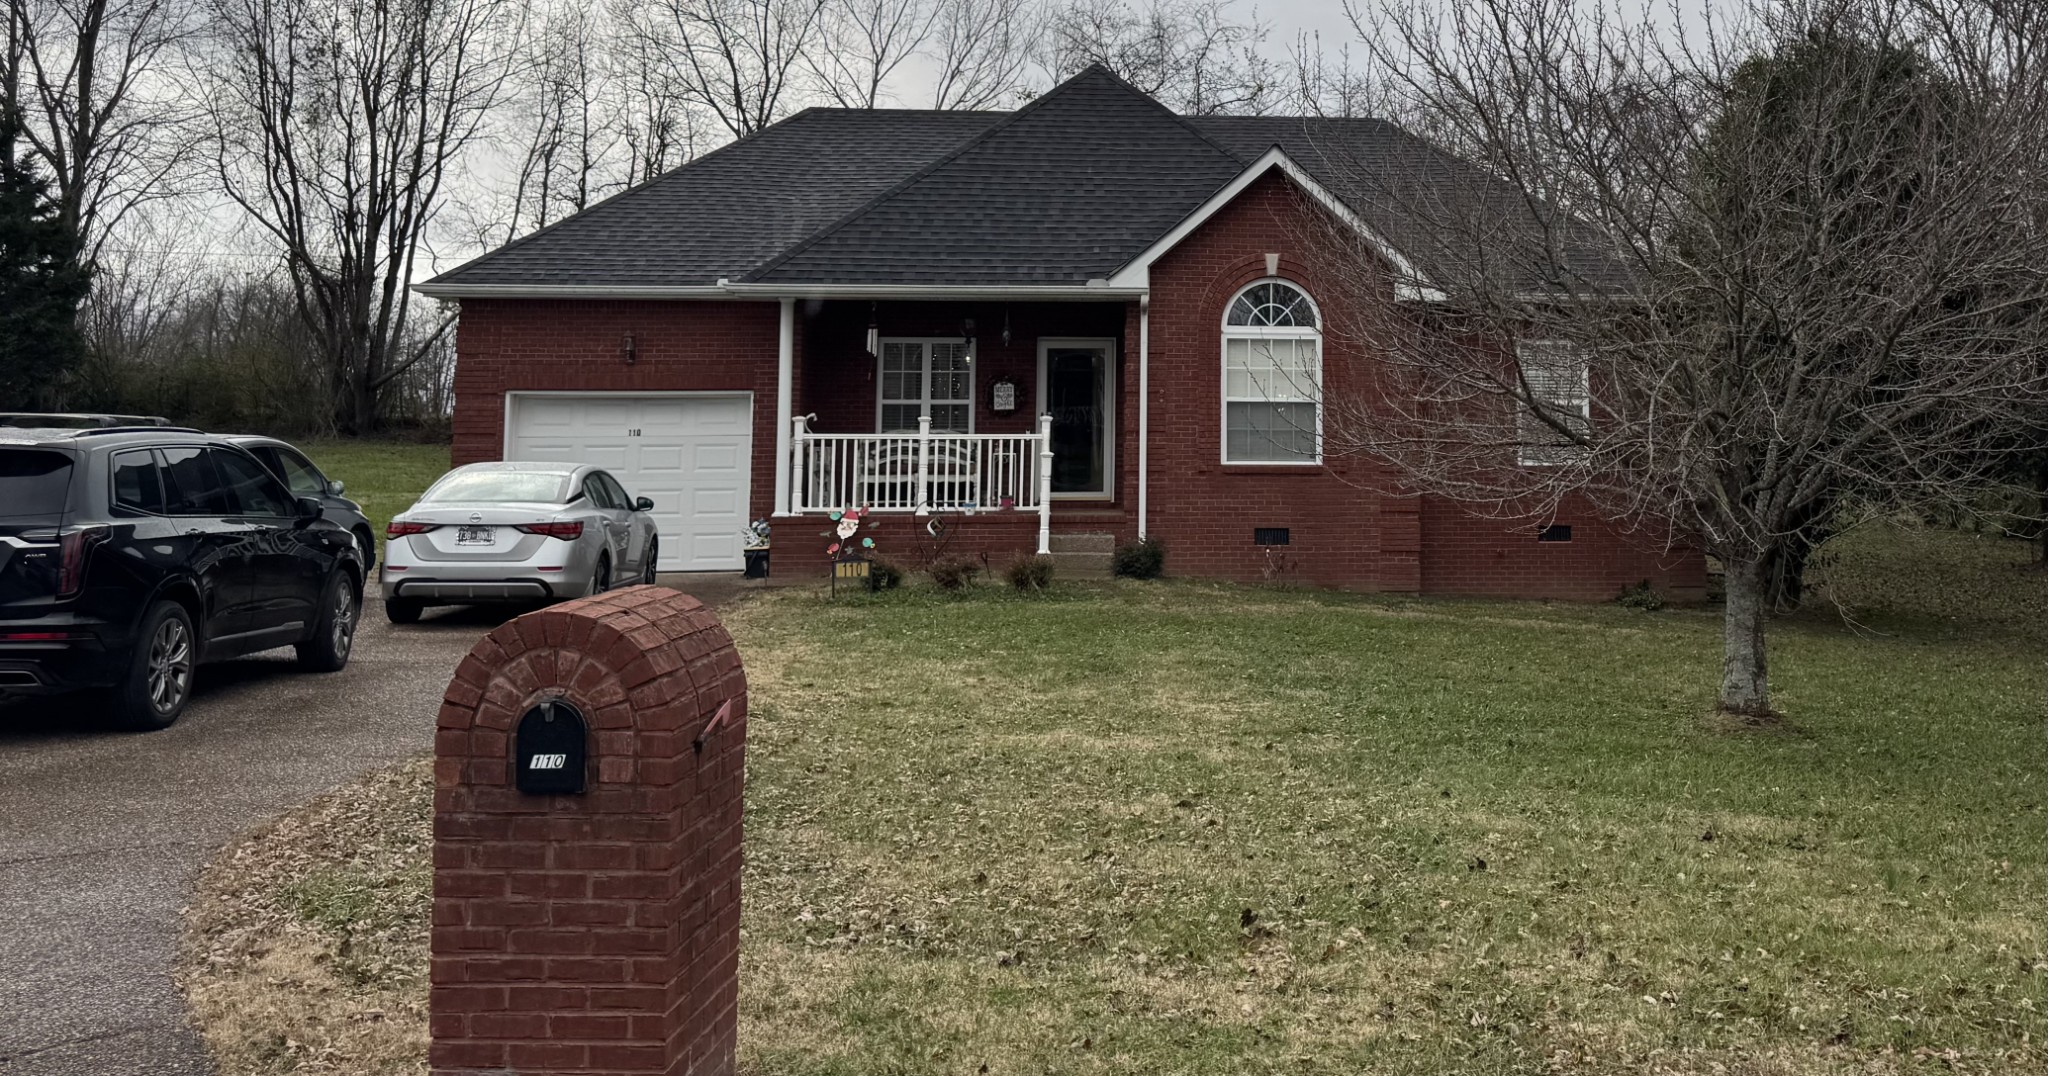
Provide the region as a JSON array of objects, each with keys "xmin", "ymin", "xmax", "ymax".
[{"xmin": 1218, "ymin": 465, "xmax": 1325, "ymax": 476}]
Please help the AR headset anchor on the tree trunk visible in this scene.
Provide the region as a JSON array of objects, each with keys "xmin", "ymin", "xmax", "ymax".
[{"xmin": 1720, "ymin": 554, "xmax": 1772, "ymax": 717}]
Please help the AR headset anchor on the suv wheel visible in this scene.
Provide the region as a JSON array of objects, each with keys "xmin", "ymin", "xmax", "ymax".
[
  {"xmin": 353, "ymin": 527, "xmax": 377, "ymax": 574},
  {"xmin": 297, "ymin": 572, "xmax": 359, "ymax": 671},
  {"xmin": 385, "ymin": 595, "xmax": 424, "ymax": 624},
  {"xmin": 110, "ymin": 601, "xmax": 195, "ymax": 731}
]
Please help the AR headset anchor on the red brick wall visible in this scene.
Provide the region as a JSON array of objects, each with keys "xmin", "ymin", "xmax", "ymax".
[
  {"xmin": 1141, "ymin": 169, "xmax": 1703, "ymax": 599},
  {"xmin": 452, "ymin": 299, "xmax": 784, "ymax": 521},
  {"xmin": 431, "ymin": 586, "xmax": 746, "ymax": 1076}
]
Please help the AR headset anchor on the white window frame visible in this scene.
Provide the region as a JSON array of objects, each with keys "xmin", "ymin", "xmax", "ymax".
[
  {"xmin": 1036, "ymin": 337, "xmax": 1117, "ymax": 500},
  {"xmin": 1515, "ymin": 340, "xmax": 1591, "ymax": 468},
  {"xmin": 1220, "ymin": 278, "xmax": 1323, "ymax": 466},
  {"xmin": 875, "ymin": 337, "xmax": 975, "ymax": 434}
]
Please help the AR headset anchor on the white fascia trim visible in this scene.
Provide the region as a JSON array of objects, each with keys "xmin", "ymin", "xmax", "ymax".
[
  {"xmin": 412, "ymin": 281, "xmax": 1149, "ymax": 301},
  {"xmin": 1104, "ymin": 146, "xmax": 1447, "ymax": 303},
  {"xmin": 716, "ymin": 281, "xmax": 1147, "ymax": 301}
]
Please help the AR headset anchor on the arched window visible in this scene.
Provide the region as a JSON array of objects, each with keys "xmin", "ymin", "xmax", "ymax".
[{"xmin": 1222, "ymin": 280, "xmax": 1321, "ymax": 464}]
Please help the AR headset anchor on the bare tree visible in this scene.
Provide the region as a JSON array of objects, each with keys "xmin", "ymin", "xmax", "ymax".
[
  {"xmin": 807, "ymin": 0, "xmax": 935, "ymax": 108},
  {"xmin": 929, "ymin": 0, "xmax": 1037, "ymax": 109},
  {"xmin": 624, "ymin": 0, "xmax": 827, "ymax": 140},
  {"xmin": 507, "ymin": 3, "xmax": 623, "ymax": 234},
  {"xmin": 1043, "ymin": 0, "xmax": 1279, "ymax": 114},
  {"xmin": 3, "ymin": 0, "xmax": 193, "ymax": 262},
  {"xmin": 1314, "ymin": 0, "xmax": 2048, "ymax": 717},
  {"xmin": 198, "ymin": 0, "xmax": 518, "ymax": 432}
]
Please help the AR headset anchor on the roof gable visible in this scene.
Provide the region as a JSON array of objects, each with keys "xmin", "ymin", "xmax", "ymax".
[{"xmin": 743, "ymin": 67, "xmax": 1248, "ymax": 286}]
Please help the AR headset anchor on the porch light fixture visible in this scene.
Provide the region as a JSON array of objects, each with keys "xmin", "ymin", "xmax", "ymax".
[
  {"xmin": 961, "ymin": 318, "xmax": 976, "ymax": 364},
  {"xmin": 1000, "ymin": 308, "xmax": 1011, "ymax": 347},
  {"xmin": 864, "ymin": 302, "xmax": 880, "ymax": 358},
  {"xmin": 623, "ymin": 331, "xmax": 637, "ymax": 365}
]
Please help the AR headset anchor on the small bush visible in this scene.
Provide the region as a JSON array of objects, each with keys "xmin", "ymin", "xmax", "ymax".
[
  {"xmin": 927, "ymin": 555, "xmax": 980, "ymax": 591},
  {"xmin": 864, "ymin": 554, "xmax": 906, "ymax": 592},
  {"xmin": 1616, "ymin": 580, "xmax": 1665, "ymax": 611},
  {"xmin": 1113, "ymin": 537, "xmax": 1166, "ymax": 580},
  {"xmin": 1003, "ymin": 554, "xmax": 1056, "ymax": 592}
]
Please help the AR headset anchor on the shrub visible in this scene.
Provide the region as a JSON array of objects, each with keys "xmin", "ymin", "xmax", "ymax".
[
  {"xmin": 1003, "ymin": 554, "xmax": 1055, "ymax": 592},
  {"xmin": 927, "ymin": 555, "xmax": 980, "ymax": 591},
  {"xmin": 1112, "ymin": 537, "xmax": 1166, "ymax": 580},
  {"xmin": 864, "ymin": 554, "xmax": 906, "ymax": 592},
  {"xmin": 1616, "ymin": 580, "xmax": 1665, "ymax": 611}
]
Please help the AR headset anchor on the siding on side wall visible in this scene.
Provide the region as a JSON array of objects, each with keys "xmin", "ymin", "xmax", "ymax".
[{"xmin": 451, "ymin": 299, "xmax": 785, "ymax": 522}]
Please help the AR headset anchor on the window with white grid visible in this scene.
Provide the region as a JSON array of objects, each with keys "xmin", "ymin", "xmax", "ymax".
[
  {"xmin": 1222, "ymin": 280, "xmax": 1321, "ymax": 464},
  {"xmin": 1516, "ymin": 341, "xmax": 1591, "ymax": 466},
  {"xmin": 878, "ymin": 340, "xmax": 972, "ymax": 433}
]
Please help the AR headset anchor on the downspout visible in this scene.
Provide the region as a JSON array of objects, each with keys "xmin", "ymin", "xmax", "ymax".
[
  {"xmin": 1137, "ymin": 294, "xmax": 1150, "ymax": 540},
  {"xmin": 773, "ymin": 298, "xmax": 794, "ymax": 516}
]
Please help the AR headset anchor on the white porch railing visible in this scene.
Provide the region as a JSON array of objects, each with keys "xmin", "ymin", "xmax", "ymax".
[{"xmin": 792, "ymin": 415, "xmax": 1055, "ymax": 554}]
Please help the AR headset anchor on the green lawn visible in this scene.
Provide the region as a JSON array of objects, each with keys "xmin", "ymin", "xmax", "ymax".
[
  {"xmin": 726, "ymin": 547, "xmax": 2044, "ymax": 1075},
  {"xmin": 180, "ymin": 522, "xmax": 2047, "ymax": 1076},
  {"xmin": 292, "ymin": 439, "xmax": 450, "ymax": 556}
]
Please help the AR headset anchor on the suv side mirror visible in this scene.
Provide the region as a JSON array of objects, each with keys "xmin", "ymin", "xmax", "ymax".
[
  {"xmin": 633, "ymin": 496, "xmax": 654, "ymax": 512},
  {"xmin": 294, "ymin": 496, "xmax": 325, "ymax": 525},
  {"xmin": 327, "ymin": 479, "xmax": 346, "ymax": 496}
]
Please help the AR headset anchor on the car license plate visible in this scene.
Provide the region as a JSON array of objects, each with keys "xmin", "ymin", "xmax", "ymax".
[{"xmin": 456, "ymin": 526, "xmax": 496, "ymax": 546}]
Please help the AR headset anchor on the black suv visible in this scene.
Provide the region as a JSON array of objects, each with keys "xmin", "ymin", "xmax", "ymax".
[{"xmin": 0, "ymin": 424, "xmax": 364, "ymax": 730}]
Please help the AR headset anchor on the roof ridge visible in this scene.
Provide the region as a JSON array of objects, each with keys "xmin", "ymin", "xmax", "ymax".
[{"xmin": 738, "ymin": 64, "xmax": 1243, "ymax": 283}]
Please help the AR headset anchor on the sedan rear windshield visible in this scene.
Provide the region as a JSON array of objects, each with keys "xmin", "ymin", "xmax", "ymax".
[
  {"xmin": 423, "ymin": 471, "xmax": 570, "ymax": 503},
  {"xmin": 0, "ymin": 449, "xmax": 75, "ymax": 520}
]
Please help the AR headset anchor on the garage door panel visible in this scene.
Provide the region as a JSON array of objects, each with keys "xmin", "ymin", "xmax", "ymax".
[{"xmin": 508, "ymin": 394, "xmax": 752, "ymax": 572}]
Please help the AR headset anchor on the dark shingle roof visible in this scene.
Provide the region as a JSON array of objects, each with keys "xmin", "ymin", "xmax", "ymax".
[
  {"xmin": 745, "ymin": 68, "xmax": 1245, "ymax": 285},
  {"xmin": 427, "ymin": 109, "xmax": 1005, "ymax": 287},
  {"xmin": 426, "ymin": 65, "xmax": 1620, "ymax": 294}
]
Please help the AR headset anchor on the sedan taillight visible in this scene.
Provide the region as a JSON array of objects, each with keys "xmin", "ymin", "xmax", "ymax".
[
  {"xmin": 57, "ymin": 526, "xmax": 108, "ymax": 599},
  {"xmin": 516, "ymin": 522, "xmax": 584, "ymax": 540},
  {"xmin": 387, "ymin": 521, "xmax": 439, "ymax": 537}
]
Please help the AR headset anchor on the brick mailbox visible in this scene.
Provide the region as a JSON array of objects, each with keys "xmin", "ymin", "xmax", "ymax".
[{"xmin": 431, "ymin": 586, "xmax": 746, "ymax": 1076}]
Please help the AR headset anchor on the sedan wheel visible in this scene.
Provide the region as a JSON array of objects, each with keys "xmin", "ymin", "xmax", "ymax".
[
  {"xmin": 588, "ymin": 555, "xmax": 612, "ymax": 597},
  {"xmin": 641, "ymin": 539, "xmax": 659, "ymax": 586}
]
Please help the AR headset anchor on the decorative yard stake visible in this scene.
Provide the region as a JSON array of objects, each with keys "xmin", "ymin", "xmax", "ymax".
[{"xmin": 825, "ymin": 507, "xmax": 878, "ymax": 597}]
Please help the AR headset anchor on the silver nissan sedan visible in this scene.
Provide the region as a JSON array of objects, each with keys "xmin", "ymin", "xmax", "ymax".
[{"xmin": 380, "ymin": 462, "xmax": 659, "ymax": 623}]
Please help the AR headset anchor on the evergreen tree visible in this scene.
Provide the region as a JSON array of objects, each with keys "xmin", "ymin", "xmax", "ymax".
[{"xmin": 0, "ymin": 100, "xmax": 91, "ymax": 409}]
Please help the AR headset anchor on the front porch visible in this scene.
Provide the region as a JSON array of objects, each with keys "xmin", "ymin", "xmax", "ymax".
[{"xmin": 770, "ymin": 298, "xmax": 1141, "ymax": 555}]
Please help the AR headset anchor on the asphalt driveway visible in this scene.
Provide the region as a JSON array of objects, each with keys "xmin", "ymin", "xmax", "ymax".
[{"xmin": 0, "ymin": 597, "xmax": 521, "ymax": 1075}]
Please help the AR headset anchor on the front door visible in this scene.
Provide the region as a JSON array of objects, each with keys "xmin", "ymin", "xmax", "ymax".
[{"xmin": 1038, "ymin": 339, "xmax": 1114, "ymax": 497}]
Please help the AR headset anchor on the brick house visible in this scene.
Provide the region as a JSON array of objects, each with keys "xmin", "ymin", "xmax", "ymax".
[{"xmin": 419, "ymin": 66, "xmax": 1703, "ymax": 600}]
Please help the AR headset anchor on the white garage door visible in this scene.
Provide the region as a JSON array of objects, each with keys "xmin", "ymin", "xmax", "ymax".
[{"xmin": 507, "ymin": 393, "xmax": 752, "ymax": 572}]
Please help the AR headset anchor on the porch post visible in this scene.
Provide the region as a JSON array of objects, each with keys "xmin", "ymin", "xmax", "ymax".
[
  {"xmin": 773, "ymin": 298, "xmax": 795, "ymax": 516},
  {"xmin": 789, "ymin": 415, "xmax": 808, "ymax": 513},
  {"xmin": 1137, "ymin": 295, "xmax": 1150, "ymax": 540},
  {"xmin": 1036, "ymin": 413, "xmax": 1053, "ymax": 555},
  {"xmin": 914, "ymin": 414, "xmax": 931, "ymax": 516}
]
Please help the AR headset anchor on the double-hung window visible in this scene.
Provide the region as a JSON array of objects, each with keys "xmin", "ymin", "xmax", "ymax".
[
  {"xmin": 1223, "ymin": 280, "xmax": 1322, "ymax": 464},
  {"xmin": 1516, "ymin": 340, "xmax": 1591, "ymax": 466},
  {"xmin": 878, "ymin": 339, "xmax": 972, "ymax": 433}
]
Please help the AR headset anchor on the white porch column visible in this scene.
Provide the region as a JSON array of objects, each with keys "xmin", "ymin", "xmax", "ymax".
[
  {"xmin": 772, "ymin": 298, "xmax": 795, "ymax": 516},
  {"xmin": 913, "ymin": 415, "xmax": 932, "ymax": 516},
  {"xmin": 1036, "ymin": 413, "xmax": 1054, "ymax": 555},
  {"xmin": 1136, "ymin": 295, "xmax": 1150, "ymax": 540}
]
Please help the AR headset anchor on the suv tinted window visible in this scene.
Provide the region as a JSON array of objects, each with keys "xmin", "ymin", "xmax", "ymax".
[
  {"xmin": 160, "ymin": 446, "xmax": 232, "ymax": 516},
  {"xmin": 261, "ymin": 446, "xmax": 328, "ymax": 497},
  {"xmin": 112, "ymin": 449, "xmax": 166, "ymax": 514},
  {"xmin": 0, "ymin": 449, "xmax": 73, "ymax": 521},
  {"xmin": 213, "ymin": 448, "xmax": 295, "ymax": 516}
]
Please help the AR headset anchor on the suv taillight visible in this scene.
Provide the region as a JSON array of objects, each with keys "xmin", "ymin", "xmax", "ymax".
[
  {"xmin": 57, "ymin": 526, "xmax": 109, "ymax": 598},
  {"xmin": 387, "ymin": 521, "xmax": 439, "ymax": 537},
  {"xmin": 516, "ymin": 522, "xmax": 584, "ymax": 540}
]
